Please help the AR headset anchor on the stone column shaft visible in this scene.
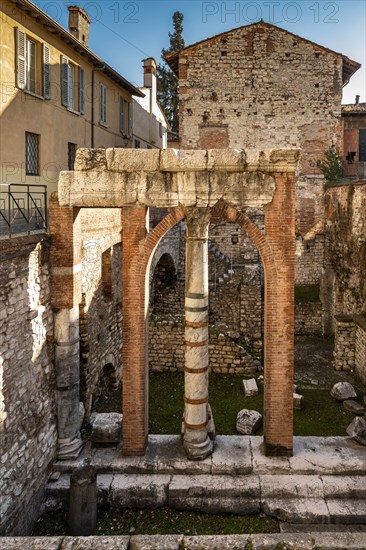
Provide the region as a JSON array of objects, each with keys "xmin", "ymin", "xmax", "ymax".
[
  {"xmin": 182, "ymin": 208, "xmax": 214, "ymax": 460},
  {"xmin": 54, "ymin": 306, "xmax": 83, "ymax": 460}
]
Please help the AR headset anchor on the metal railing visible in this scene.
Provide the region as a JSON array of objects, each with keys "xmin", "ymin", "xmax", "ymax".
[{"xmin": 0, "ymin": 183, "xmax": 48, "ymax": 238}]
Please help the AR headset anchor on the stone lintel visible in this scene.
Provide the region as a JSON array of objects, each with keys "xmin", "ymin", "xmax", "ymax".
[{"xmin": 58, "ymin": 148, "xmax": 299, "ymax": 208}]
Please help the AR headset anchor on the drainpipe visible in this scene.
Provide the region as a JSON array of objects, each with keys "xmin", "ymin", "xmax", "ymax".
[{"xmin": 91, "ymin": 64, "xmax": 105, "ymax": 148}]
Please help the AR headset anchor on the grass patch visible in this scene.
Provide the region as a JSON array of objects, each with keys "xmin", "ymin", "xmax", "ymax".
[
  {"xmin": 149, "ymin": 372, "xmax": 359, "ymax": 437},
  {"xmin": 295, "ymin": 285, "xmax": 320, "ymax": 304},
  {"xmin": 33, "ymin": 508, "xmax": 279, "ymax": 536}
]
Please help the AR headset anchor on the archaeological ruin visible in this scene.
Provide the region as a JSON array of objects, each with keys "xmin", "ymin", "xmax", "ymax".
[{"xmin": 0, "ymin": 16, "xmax": 365, "ymax": 545}]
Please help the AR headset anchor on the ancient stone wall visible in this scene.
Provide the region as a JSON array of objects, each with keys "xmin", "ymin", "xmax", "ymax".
[
  {"xmin": 325, "ymin": 182, "xmax": 366, "ymax": 316},
  {"xmin": 333, "ymin": 316, "xmax": 355, "ymax": 372},
  {"xmin": 149, "ymin": 318, "xmax": 258, "ymax": 374},
  {"xmin": 295, "ymin": 302, "xmax": 323, "ymax": 335},
  {"xmin": 177, "ymin": 22, "xmax": 344, "ymax": 235},
  {"xmin": 79, "ymin": 242, "xmax": 122, "ymax": 417},
  {"xmin": 0, "ymin": 236, "xmax": 57, "ymax": 535},
  {"xmin": 295, "ymin": 235, "xmax": 325, "ymax": 285},
  {"xmin": 355, "ymin": 316, "xmax": 366, "ymax": 385}
]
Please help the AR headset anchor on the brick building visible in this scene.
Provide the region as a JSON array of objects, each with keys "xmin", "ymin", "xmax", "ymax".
[{"xmin": 342, "ymin": 100, "xmax": 366, "ymax": 178}]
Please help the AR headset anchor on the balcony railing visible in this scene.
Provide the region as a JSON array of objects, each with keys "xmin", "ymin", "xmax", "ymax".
[
  {"xmin": 0, "ymin": 183, "xmax": 48, "ymax": 239},
  {"xmin": 342, "ymin": 161, "xmax": 366, "ymax": 179}
]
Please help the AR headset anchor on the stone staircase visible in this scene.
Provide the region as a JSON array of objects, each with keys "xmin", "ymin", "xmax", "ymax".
[
  {"xmin": 208, "ymin": 241, "xmax": 234, "ymax": 287},
  {"xmin": 43, "ymin": 436, "xmax": 366, "ymax": 527}
]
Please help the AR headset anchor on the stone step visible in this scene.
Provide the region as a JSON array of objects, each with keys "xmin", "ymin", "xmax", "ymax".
[
  {"xmin": 2, "ymin": 533, "xmax": 366, "ymax": 550},
  {"xmin": 45, "ymin": 473, "xmax": 366, "ymax": 524},
  {"xmin": 53, "ymin": 435, "xmax": 366, "ymax": 477}
]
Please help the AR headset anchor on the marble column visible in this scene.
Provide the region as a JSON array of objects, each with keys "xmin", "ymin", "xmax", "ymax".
[
  {"xmin": 54, "ymin": 306, "xmax": 83, "ymax": 460},
  {"xmin": 182, "ymin": 207, "xmax": 215, "ymax": 460}
]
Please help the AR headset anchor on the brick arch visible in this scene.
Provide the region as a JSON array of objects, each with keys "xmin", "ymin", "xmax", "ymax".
[
  {"xmin": 121, "ymin": 207, "xmax": 184, "ymax": 455},
  {"xmin": 212, "ymin": 200, "xmax": 277, "ymax": 284}
]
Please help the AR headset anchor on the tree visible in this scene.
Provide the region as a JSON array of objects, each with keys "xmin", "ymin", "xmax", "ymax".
[
  {"xmin": 157, "ymin": 11, "xmax": 185, "ymax": 134},
  {"xmin": 317, "ymin": 144, "xmax": 344, "ymax": 181}
]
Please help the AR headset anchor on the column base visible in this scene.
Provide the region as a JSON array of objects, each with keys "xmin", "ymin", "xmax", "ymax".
[
  {"xmin": 183, "ymin": 428, "xmax": 214, "ymax": 461},
  {"xmin": 57, "ymin": 436, "xmax": 83, "ymax": 460}
]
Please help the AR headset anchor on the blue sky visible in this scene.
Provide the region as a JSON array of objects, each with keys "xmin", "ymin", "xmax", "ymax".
[{"xmin": 39, "ymin": 0, "xmax": 365, "ymax": 104}]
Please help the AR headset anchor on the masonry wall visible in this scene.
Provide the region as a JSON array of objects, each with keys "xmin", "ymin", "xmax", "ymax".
[
  {"xmin": 178, "ymin": 22, "xmax": 343, "ymax": 235},
  {"xmin": 78, "ymin": 209, "xmax": 123, "ymax": 417},
  {"xmin": 0, "ymin": 236, "xmax": 57, "ymax": 535},
  {"xmin": 325, "ymin": 182, "xmax": 366, "ymax": 315},
  {"xmin": 149, "ymin": 319, "xmax": 259, "ymax": 374},
  {"xmin": 355, "ymin": 316, "xmax": 366, "ymax": 385}
]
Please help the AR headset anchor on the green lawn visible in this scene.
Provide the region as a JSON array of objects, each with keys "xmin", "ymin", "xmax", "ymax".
[
  {"xmin": 149, "ymin": 372, "xmax": 361, "ymax": 437},
  {"xmin": 33, "ymin": 508, "xmax": 279, "ymax": 536}
]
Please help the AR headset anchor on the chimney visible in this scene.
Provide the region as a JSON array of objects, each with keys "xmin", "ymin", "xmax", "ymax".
[
  {"xmin": 68, "ymin": 6, "xmax": 91, "ymax": 47},
  {"xmin": 355, "ymin": 95, "xmax": 360, "ymax": 105},
  {"xmin": 143, "ymin": 58, "xmax": 157, "ymax": 90}
]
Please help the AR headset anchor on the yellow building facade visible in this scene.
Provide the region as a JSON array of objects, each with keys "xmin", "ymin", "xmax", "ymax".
[{"xmin": 0, "ymin": 0, "xmax": 143, "ymax": 194}]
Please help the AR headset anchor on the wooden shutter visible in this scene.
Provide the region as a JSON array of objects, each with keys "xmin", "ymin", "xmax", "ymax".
[
  {"xmin": 359, "ymin": 129, "xmax": 366, "ymax": 162},
  {"xmin": 128, "ymin": 101, "xmax": 133, "ymax": 135},
  {"xmin": 79, "ymin": 67, "xmax": 84, "ymax": 114},
  {"xmin": 61, "ymin": 55, "xmax": 69, "ymax": 107},
  {"xmin": 120, "ymin": 97, "xmax": 125, "ymax": 132},
  {"xmin": 42, "ymin": 44, "xmax": 51, "ymax": 99},
  {"xmin": 100, "ymin": 84, "xmax": 107, "ymax": 123},
  {"xmin": 16, "ymin": 28, "xmax": 26, "ymax": 90}
]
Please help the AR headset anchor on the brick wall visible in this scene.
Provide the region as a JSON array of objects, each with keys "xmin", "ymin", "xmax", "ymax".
[{"xmin": 0, "ymin": 237, "xmax": 57, "ymax": 535}]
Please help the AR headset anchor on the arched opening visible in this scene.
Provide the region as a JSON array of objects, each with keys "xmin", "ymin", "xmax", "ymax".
[{"xmin": 150, "ymin": 252, "xmax": 179, "ymax": 315}]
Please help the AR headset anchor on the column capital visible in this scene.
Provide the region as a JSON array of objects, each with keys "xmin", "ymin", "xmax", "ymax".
[{"xmin": 184, "ymin": 207, "xmax": 211, "ymax": 239}]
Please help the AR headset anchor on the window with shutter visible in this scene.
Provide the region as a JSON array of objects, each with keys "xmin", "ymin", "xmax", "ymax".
[
  {"xmin": 79, "ymin": 67, "xmax": 84, "ymax": 114},
  {"xmin": 120, "ymin": 97, "xmax": 125, "ymax": 133},
  {"xmin": 68, "ymin": 63, "xmax": 74, "ymax": 110},
  {"xmin": 16, "ymin": 28, "xmax": 26, "ymax": 90},
  {"xmin": 100, "ymin": 84, "xmax": 107, "ymax": 124},
  {"xmin": 61, "ymin": 56, "xmax": 69, "ymax": 107},
  {"xmin": 42, "ymin": 44, "xmax": 51, "ymax": 99},
  {"xmin": 26, "ymin": 38, "xmax": 36, "ymax": 93},
  {"xmin": 359, "ymin": 129, "xmax": 366, "ymax": 162},
  {"xmin": 128, "ymin": 101, "xmax": 132, "ymax": 135}
]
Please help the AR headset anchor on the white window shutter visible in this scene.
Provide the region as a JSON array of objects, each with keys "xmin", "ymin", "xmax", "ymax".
[
  {"xmin": 79, "ymin": 67, "xmax": 84, "ymax": 114},
  {"xmin": 16, "ymin": 28, "xmax": 26, "ymax": 90},
  {"xmin": 42, "ymin": 44, "xmax": 51, "ymax": 98},
  {"xmin": 61, "ymin": 55, "xmax": 69, "ymax": 107}
]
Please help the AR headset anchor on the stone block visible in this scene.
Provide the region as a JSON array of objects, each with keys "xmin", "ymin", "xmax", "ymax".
[
  {"xmin": 211, "ymin": 435, "xmax": 252, "ymax": 475},
  {"xmin": 326, "ymin": 499, "xmax": 366, "ymax": 524},
  {"xmin": 90, "ymin": 413, "xmax": 122, "ymax": 444},
  {"xmin": 236, "ymin": 409, "xmax": 262, "ymax": 434},
  {"xmin": 261, "ymin": 497, "xmax": 330, "ymax": 523},
  {"xmin": 242, "ymin": 378, "xmax": 258, "ymax": 396},
  {"xmin": 160, "ymin": 149, "xmax": 207, "ymax": 172},
  {"xmin": 130, "ymin": 535, "xmax": 183, "ymax": 550},
  {"xmin": 322, "ymin": 476, "xmax": 366, "ymax": 499},
  {"xmin": 106, "ymin": 148, "xmax": 160, "ymax": 172},
  {"xmin": 346, "ymin": 417, "xmax": 366, "ymax": 445},
  {"xmin": 330, "ymin": 382, "xmax": 357, "ymax": 402},
  {"xmin": 110, "ymin": 474, "xmax": 170, "ymax": 508},
  {"xmin": 74, "ymin": 148, "xmax": 107, "ymax": 171},
  {"xmin": 293, "ymin": 393, "xmax": 304, "ymax": 410},
  {"xmin": 343, "ymin": 400, "xmax": 366, "ymax": 415},
  {"xmin": 61, "ymin": 536, "xmax": 129, "ymax": 549},
  {"xmin": 207, "ymin": 149, "xmax": 246, "ymax": 172},
  {"xmin": 168, "ymin": 474, "xmax": 260, "ymax": 514}
]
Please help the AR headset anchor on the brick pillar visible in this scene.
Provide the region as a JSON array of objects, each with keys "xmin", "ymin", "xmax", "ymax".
[
  {"xmin": 49, "ymin": 194, "xmax": 83, "ymax": 459},
  {"xmin": 263, "ymin": 173, "xmax": 295, "ymax": 457},
  {"xmin": 121, "ymin": 205, "xmax": 148, "ymax": 455}
]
